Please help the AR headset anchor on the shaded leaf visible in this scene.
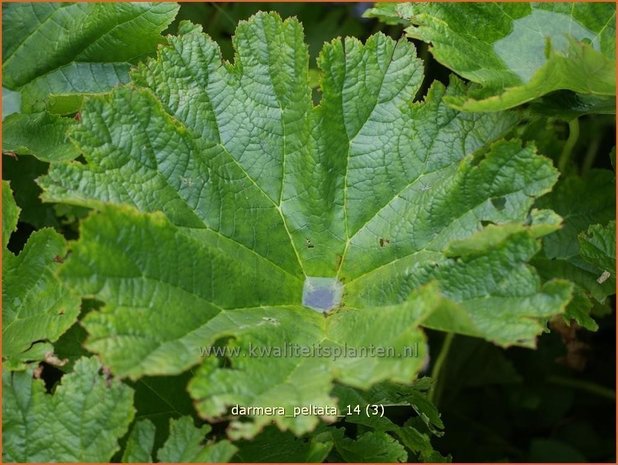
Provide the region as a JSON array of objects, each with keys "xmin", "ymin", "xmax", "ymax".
[
  {"xmin": 579, "ymin": 221, "xmax": 616, "ymax": 288},
  {"xmin": 20, "ymin": 63, "xmax": 131, "ymax": 115},
  {"xmin": 333, "ymin": 382, "xmax": 448, "ymax": 462},
  {"xmin": 2, "ymin": 357, "xmax": 135, "ymax": 462},
  {"xmin": 535, "ymin": 170, "xmax": 615, "ymax": 329},
  {"xmin": 2, "ymin": 180, "xmax": 20, "ymax": 249},
  {"xmin": 131, "ymin": 373, "xmax": 196, "ymax": 451},
  {"xmin": 233, "ymin": 427, "xmax": 333, "ymax": 463},
  {"xmin": 156, "ymin": 416, "xmax": 237, "ymax": 463},
  {"xmin": 332, "ymin": 428, "xmax": 408, "ymax": 463},
  {"xmin": 2, "ymin": 181, "xmax": 80, "ymax": 367},
  {"xmin": 123, "ymin": 419, "xmax": 156, "ymax": 463},
  {"xmin": 2, "ymin": 154, "xmax": 60, "ymax": 228}
]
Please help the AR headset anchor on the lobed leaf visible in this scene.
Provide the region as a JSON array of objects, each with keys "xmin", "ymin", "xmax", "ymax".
[
  {"xmin": 40, "ymin": 12, "xmax": 572, "ymax": 434},
  {"xmin": 2, "ymin": 357, "xmax": 135, "ymax": 462}
]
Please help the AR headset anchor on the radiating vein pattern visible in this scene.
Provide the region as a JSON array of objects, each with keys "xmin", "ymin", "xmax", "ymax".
[{"xmin": 40, "ymin": 12, "xmax": 573, "ymax": 434}]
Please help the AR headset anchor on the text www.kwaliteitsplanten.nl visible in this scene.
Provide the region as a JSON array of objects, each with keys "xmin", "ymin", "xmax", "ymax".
[{"xmin": 199, "ymin": 342, "xmax": 419, "ymax": 361}]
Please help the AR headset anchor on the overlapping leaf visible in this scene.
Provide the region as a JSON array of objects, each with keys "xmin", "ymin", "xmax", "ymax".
[
  {"xmin": 535, "ymin": 170, "xmax": 616, "ymax": 329},
  {"xmin": 331, "ymin": 429, "xmax": 408, "ymax": 463},
  {"xmin": 579, "ymin": 221, "xmax": 616, "ymax": 289},
  {"xmin": 331, "ymin": 381, "xmax": 448, "ymax": 462},
  {"xmin": 2, "ymin": 357, "xmax": 134, "ymax": 462},
  {"xmin": 2, "ymin": 181, "xmax": 81, "ymax": 368},
  {"xmin": 366, "ymin": 2, "xmax": 616, "ymax": 112},
  {"xmin": 122, "ymin": 419, "xmax": 157, "ymax": 463},
  {"xmin": 2, "ymin": 2, "xmax": 178, "ymax": 161},
  {"xmin": 156, "ymin": 416, "xmax": 237, "ymax": 462},
  {"xmin": 40, "ymin": 13, "xmax": 572, "ymax": 435},
  {"xmin": 123, "ymin": 416, "xmax": 236, "ymax": 463},
  {"xmin": 3, "ymin": 112, "xmax": 80, "ymax": 162}
]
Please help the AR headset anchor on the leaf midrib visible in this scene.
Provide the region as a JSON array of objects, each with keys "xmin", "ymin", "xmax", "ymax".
[{"xmin": 5, "ymin": 5, "xmax": 153, "ymax": 89}]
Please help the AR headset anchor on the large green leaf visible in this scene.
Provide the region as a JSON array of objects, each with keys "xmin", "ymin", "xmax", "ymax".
[
  {"xmin": 2, "ymin": 181, "xmax": 81, "ymax": 368},
  {"xmin": 2, "ymin": 2, "xmax": 178, "ymax": 161},
  {"xmin": 41, "ymin": 13, "xmax": 571, "ymax": 435},
  {"xmin": 2, "ymin": 357, "xmax": 135, "ymax": 462},
  {"xmin": 59, "ymin": 205, "xmax": 438, "ymax": 436},
  {"xmin": 366, "ymin": 3, "xmax": 616, "ymax": 112}
]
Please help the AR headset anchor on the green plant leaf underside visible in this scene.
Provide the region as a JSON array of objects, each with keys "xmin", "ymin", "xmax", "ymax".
[
  {"xmin": 366, "ymin": 2, "xmax": 616, "ymax": 111},
  {"xmin": 39, "ymin": 13, "xmax": 572, "ymax": 436}
]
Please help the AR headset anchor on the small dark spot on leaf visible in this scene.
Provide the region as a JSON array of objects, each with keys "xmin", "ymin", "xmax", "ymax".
[
  {"xmin": 53, "ymin": 255, "xmax": 64, "ymax": 264},
  {"xmin": 74, "ymin": 112, "xmax": 81, "ymax": 121},
  {"xmin": 305, "ymin": 238, "xmax": 314, "ymax": 249},
  {"xmin": 379, "ymin": 238, "xmax": 391, "ymax": 247},
  {"xmin": 491, "ymin": 197, "xmax": 506, "ymax": 211},
  {"xmin": 481, "ymin": 220, "xmax": 496, "ymax": 227},
  {"xmin": 336, "ymin": 254, "xmax": 343, "ymax": 267}
]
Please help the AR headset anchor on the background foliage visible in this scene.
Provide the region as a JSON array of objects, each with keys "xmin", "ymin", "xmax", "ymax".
[{"xmin": 2, "ymin": 2, "xmax": 615, "ymax": 463}]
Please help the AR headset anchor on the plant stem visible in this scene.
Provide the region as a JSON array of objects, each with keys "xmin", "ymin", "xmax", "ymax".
[
  {"xmin": 428, "ymin": 332, "xmax": 455, "ymax": 405},
  {"xmin": 547, "ymin": 375, "xmax": 615, "ymax": 401},
  {"xmin": 581, "ymin": 132, "xmax": 601, "ymax": 175},
  {"xmin": 558, "ymin": 118, "xmax": 580, "ymax": 173}
]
